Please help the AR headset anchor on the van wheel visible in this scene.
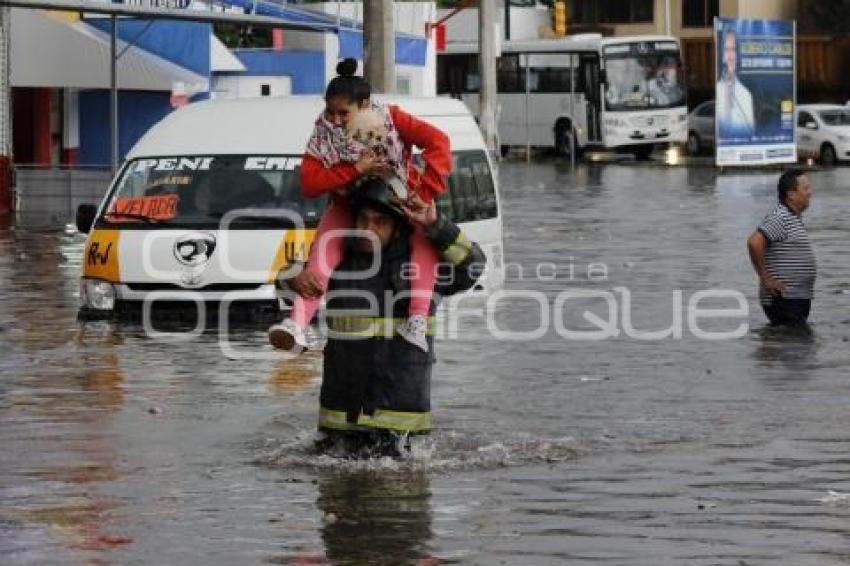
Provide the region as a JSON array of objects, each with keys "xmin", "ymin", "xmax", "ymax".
[
  {"xmin": 821, "ymin": 143, "xmax": 837, "ymax": 167},
  {"xmin": 633, "ymin": 144, "xmax": 654, "ymax": 161},
  {"xmin": 687, "ymin": 131, "xmax": 701, "ymax": 155},
  {"xmin": 555, "ymin": 125, "xmax": 575, "ymax": 158}
]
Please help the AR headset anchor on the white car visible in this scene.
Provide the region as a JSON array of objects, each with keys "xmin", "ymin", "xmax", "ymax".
[
  {"xmin": 796, "ymin": 104, "xmax": 850, "ymax": 166},
  {"xmin": 686, "ymin": 100, "xmax": 715, "ymax": 155}
]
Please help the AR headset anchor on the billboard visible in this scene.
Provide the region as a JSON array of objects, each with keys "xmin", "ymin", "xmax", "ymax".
[{"xmin": 715, "ymin": 18, "xmax": 796, "ymax": 166}]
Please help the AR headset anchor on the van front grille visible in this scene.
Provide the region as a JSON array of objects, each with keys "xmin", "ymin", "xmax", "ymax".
[{"xmin": 124, "ymin": 282, "xmax": 266, "ymax": 292}]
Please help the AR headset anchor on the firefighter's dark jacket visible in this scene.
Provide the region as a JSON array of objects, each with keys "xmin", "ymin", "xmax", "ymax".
[{"xmin": 318, "ymin": 213, "xmax": 486, "ymax": 434}]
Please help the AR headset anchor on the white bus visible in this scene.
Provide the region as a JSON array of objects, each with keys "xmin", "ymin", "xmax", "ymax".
[{"xmin": 437, "ymin": 35, "xmax": 688, "ymax": 159}]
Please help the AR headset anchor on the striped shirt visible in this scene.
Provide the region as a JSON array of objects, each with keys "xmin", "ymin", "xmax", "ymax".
[{"xmin": 757, "ymin": 203, "xmax": 816, "ymax": 303}]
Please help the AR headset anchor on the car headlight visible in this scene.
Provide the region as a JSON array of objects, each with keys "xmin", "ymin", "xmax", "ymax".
[{"xmin": 81, "ymin": 278, "xmax": 116, "ymax": 310}]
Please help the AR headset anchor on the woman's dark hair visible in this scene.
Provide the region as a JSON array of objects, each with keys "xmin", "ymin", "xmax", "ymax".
[
  {"xmin": 325, "ymin": 58, "xmax": 371, "ymax": 104},
  {"xmin": 777, "ymin": 168, "xmax": 804, "ymax": 204}
]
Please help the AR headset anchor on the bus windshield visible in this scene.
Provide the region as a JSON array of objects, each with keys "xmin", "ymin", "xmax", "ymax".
[{"xmin": 604, "ymin": 42, "xmax": 685, "ymax": 111}]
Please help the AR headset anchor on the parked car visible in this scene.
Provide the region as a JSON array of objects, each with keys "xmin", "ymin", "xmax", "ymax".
[
  {"xmin": 796, "ymin": 104, "xmax": 850, "ymax": 166},
  {"xmin": 686, "ymin": 100, "xmax": 715, "ymax": 155}
]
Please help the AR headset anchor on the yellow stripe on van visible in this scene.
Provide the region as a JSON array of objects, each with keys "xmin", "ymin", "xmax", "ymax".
[
  {"xmin": 267, "ymin": 228, "xmax": 317, "ymax": 283},
  {"xmin": 83, "ymin": 230, "xmax": 121, "ymax": 282}
]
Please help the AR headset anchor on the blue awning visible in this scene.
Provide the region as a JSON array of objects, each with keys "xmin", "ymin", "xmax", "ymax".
[{"xmin": 338, "ymin": 30, "xmax": 427, "ymax": 67}]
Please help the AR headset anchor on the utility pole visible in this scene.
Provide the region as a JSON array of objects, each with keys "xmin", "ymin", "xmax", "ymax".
[
  {"xmin": 504, "ymin": 0, "xmax": 510, "ymax": 40},
  {"xmin": 110, "ymin": 15, "xmax": 119, "ymax": 174},
  {"xmin": 0, "ymin": 6, "xmax": 10, "ymax": 216},
  {"xmin": 479, "ymin": 0, "xmax": 498, "ymax": 153},
  {"xmin": 363, "ymin": 0, "xmax": 395, "ymax": 93}
]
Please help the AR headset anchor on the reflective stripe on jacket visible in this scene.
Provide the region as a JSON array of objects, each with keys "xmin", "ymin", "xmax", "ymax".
[{"xmin": 319, "ymin": 214, "xmax": 486, "ymax": 434}]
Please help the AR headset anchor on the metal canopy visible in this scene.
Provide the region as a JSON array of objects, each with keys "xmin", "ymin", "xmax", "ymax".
[
  {"xmin": 10, "ymin": 10, "xmax": 208, "ymax": 90},
  {"xmin": 1, "ymin": 0, "xmax": 337, "ymax": 172},
  {"xmin": 0, "ymin": 0, "xmax": 339, "ymax": 31}
]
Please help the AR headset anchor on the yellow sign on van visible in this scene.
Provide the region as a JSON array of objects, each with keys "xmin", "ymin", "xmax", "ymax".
[
  {"xmin": 268, "ymin": 229, "xmax": 317, "ymax": 283},
  {"xmin": 83, "ymin": 230, "xmax": 120, "ymax": 282}
]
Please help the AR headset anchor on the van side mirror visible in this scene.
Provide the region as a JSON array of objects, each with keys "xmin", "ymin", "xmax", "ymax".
[
  {"xmin": 805, "ymin": 121, "xmax": 818, "ymax": 130},
  {"xmin": 76, "ymin": 204, "xmax": 97, "ymax": 234}
]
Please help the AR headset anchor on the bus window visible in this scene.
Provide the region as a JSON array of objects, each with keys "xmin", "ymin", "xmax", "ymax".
[
  {"xmin": 526, "ymin": 53, "xmax": 581, "ymax": 93},
  {"xmin": 437, "ymin": 54, "xmax": 479, "ymax": 97},
  {"xmin": 523, "ymin": 70, "xmax": 540, "ymax": 92},
  {"xmin": 498, "ymin": 54, "xmax": 522, "ymax": 93}
]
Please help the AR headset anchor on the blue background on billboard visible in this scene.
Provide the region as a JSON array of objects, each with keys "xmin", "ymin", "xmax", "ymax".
[{"xmin": 716, "ymin": 18, "xmax": 794, "ymax": 147}]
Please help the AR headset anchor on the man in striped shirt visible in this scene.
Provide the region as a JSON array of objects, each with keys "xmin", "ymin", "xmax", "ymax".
[{"xmin": 747, "ymin": 169, "xmax": 816, "ymax": 326}]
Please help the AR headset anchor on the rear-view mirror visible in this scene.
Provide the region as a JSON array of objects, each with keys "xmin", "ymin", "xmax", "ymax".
[{"xmin": 76, "ymin": 204, "xmax": 97, "ymax": 234}]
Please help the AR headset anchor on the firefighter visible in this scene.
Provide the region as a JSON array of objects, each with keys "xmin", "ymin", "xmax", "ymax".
[{"xmin": 283, "ymin": 175, "xmax": 486, "ymax": 456}]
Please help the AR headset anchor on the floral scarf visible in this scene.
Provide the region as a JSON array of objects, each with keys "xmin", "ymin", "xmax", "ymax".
[{"xmin": 306, "ymin": 102, "xmax": 407, "ymax": 183}]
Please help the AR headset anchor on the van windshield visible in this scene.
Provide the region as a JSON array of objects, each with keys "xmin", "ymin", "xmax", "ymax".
[{"xmin": 99, "ymin": 155, "xmax": 326, "ymax": 229}]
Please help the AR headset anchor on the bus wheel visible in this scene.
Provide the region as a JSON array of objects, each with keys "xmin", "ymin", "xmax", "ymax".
[
  {"xmin": 633, "ymin": 145, "xmax": 654, "ymax": 161},
  {"xmin": 555, "ymin": 125, "xmax": 575, "ymax": 158},
  {"xmin": 500, "ymin": 145, "xmax": 511, "ymax": 158}
]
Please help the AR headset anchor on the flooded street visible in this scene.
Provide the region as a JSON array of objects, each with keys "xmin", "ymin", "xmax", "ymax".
[{"xmin": 2, "ymin": 161, "xmax": 850, "ymax": 565}]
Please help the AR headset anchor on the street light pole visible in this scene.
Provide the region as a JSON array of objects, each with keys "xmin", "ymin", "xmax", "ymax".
[
  {"xmin": 110, "ymin": 14, "xmax": 118, "ymax": 174},
  {"xmin": 0, "ymin": 6, "xmax": 11, "ymax": 215}
]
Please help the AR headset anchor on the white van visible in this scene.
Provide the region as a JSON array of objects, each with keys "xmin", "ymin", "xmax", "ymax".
[{"xmin": 76, "ymin": 95, "xmax": 504, "ymax": 321}]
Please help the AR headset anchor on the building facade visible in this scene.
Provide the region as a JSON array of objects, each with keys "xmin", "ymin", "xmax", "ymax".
[
  {"xmin": 518, "ymin": 1, "xmax": 844, "ymax": 104},
  {"xmin": 564, "ymin": 0, "xmax": 798, "ymax": 38}
]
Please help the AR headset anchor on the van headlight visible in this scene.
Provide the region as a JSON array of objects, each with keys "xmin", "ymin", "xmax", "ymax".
[
  {"xmin": 81, "ymin": 278, "xmax": 116, "ymax": 310},
  {"xmin": 274, "ymin": 262, "xmax": 304, "ymax": 291}
]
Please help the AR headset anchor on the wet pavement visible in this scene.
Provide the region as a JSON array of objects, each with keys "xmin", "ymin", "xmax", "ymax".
[{"xmin": 2, "ymin": 162, "xmax": 850, "ymax": 565}]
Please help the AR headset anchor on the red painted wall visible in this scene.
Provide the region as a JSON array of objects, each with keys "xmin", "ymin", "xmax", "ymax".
[{"xmin": 12, "ymin": 87, "xmax": 52, "ymax": 166}]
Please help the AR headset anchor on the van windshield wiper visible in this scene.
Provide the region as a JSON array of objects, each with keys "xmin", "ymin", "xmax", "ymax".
[
  {"xmin": 207, "ymin": 212, "xmax": 295, "ymax": 226},
  {"xmin": 102, "ymin": 211, "xmax": 163, "ymax": 224}
]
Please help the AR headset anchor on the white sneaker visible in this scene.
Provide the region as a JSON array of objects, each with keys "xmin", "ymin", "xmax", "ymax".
[
  {"xmin": 268, "ymin": 319, "xmax": 309, "ymax": 353},
  {"xmin": 397, "ymin": 314, "xmax": 429, "ymax": 353}
]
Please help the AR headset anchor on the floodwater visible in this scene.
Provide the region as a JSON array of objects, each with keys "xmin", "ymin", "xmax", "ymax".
[{"xmin": 2, "ymin": 162, "xmax": 850, "ymax": 565}]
